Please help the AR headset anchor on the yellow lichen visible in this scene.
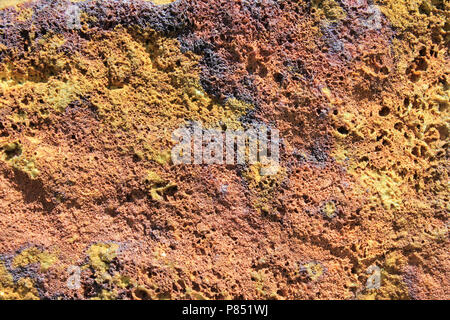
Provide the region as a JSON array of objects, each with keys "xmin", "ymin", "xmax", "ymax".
[
  {"xmin": 359, "ymin": 170, "xmax": 402, "ymax": 210},
  {"xmin": 1, "ymin": 141, "xmax": 40, "ymax": 179},
  {"xmin": 153, "ymin": 150, "xmax": 172, "ymax": 166},
  {"xmin": 242, "ymin": 162, "xmax": 286, "ymax": 218},
  {"xmin": 302, "ymin": 262, "xmax": 324, "ymax": 282},
  {"xmin": 91, "ymin": 289, "xmax": 118, "ymax": 300},
  {"xmin": 87, "ymin": 243, "xmax": 119, "ymax": 277},
  {"xmin": 12, "ymin": 247, "xmax": 57, "ymax": 272},
  {"xmin": 0, "ymin": 0, "xmax": 34, "ymax": 9},
  {"xmin": 312, "ymin": 0, "xmax": 346, "ymax": 21},
  {"xmin": 0, "ymin": 262, "xmax": 40, "ymax": 300},
  {"xmin": 16, "ymin": 7, "xmax": 33, "ymax": 22},
  {"xmin": 146, "ymin": 0, "xmax": 176, "ymax": 5},
  {"xmin": 375, "ymin": 0, "xmax": 448, "ymax": 32},
  {"xmin": 144, "ymin": 170, "xmax": 177, "ymax": 201},
  {"xmin": 322, "ymin": 201, "xmax": 337, "ymax": 218}
]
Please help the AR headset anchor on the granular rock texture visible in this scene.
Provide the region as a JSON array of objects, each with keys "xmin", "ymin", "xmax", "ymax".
[{"xmin": 0, "ymin": 0, "xmax": 448, "ymax": 300}]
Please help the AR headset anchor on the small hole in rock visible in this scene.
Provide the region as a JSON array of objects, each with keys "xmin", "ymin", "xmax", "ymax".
[
  {"xmin": 337, "ymin": 126, "xmax": 349, "ymax": 135},
  {"xmin": 379, "ymin": 107, "xmax": 390, "ymax": 116}
]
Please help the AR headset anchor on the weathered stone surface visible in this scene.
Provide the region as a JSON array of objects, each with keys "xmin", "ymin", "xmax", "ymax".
[{"xmin": 0, "ymin": 0, "xmax": 448, "ymax": 300}]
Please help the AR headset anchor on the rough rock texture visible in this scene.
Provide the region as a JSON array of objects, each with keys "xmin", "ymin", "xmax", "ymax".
[{"xmin": 0, "ymin": 0, "xmax": 448, "ymax": 300}]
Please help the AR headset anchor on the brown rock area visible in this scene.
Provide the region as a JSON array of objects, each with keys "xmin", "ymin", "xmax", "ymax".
[{"xmin": 0, "ymin": 0, "xmax": 448, "ymax": 300}]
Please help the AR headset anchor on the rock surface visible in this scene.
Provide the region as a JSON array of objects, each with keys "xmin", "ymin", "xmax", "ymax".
[{"xmin": 0, "ymin": 0, "xmax": 448, "ymax": 300}]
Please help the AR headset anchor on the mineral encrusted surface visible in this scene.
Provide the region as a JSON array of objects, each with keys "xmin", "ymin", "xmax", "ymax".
[{"xmin": 0, "ymin": 0, "xmax": 448, "ymax": 300}]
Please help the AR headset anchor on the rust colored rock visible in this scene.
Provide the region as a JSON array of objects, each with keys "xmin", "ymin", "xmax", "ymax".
[{"xmin": 0, "ymin": 0, "xmax": 448, "ymax": 300}]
